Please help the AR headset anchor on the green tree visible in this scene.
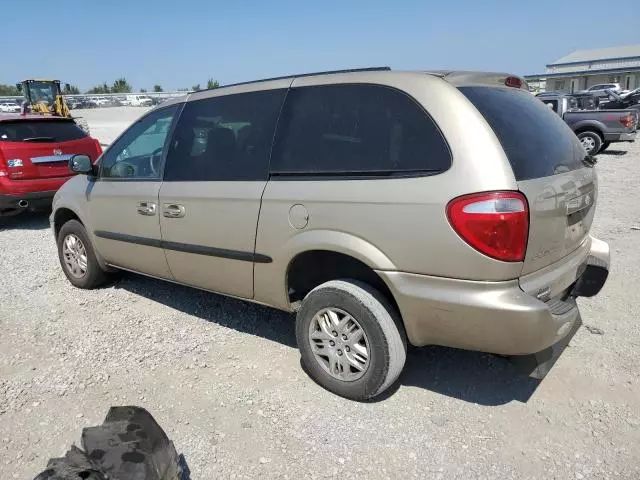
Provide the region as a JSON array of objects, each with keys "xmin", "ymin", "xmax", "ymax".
[
  {"xmin": 0, "ymin": 84, "xmax": 20, "ymax": 96},
  {"xmin": 140, "ymin": 88, "xmax": 147, "ymax": 93},
  {"xmin": 191, "ymin": 84, "xmax": 201, "ymax": 92},
  {"xmin": 86, "ymin": 82, "xmax": 110, "ymax": 94},
  {"xmin": 112, "ymin": 78, "xmax": 132, "ymax": 93},
  {"xmin": 153, "ymin": 84, "xmax": 163, "ymax": 92},
  {"xmin": 206, "ymin": 78, "xmax": 220, "ymax": 89},
  {"xmin": 63, "ymin": 84, "xmax": 80, "ymax": 95}
]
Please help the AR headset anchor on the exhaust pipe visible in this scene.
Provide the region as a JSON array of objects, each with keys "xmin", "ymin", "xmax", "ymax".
[{"xmin": 18, "ymin": 200, "xmax": 29, "ymax": 208}]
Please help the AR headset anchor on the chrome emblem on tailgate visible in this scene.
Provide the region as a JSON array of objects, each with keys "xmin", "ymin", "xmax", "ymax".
[
  {"xmin": 566, "ymin": 192, "xmax": 593, "ymax": 215},
  {"xmin": 53, "ymin": 148, "xmax": 62, "ymax": 155}
]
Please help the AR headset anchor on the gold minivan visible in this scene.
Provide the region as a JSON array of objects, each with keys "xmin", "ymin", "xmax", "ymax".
[{"xmin": 51, "ymin": 68, "xmax": 610, "ymax": 400}]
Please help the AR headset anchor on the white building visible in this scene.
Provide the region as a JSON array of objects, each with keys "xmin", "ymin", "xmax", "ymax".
[{"xmin": 525, "ymin": 44, "xmax": 640, "ymax": 93}]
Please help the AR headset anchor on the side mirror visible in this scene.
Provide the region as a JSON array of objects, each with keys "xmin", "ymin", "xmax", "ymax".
[
  {"xmin": 69, "ymin": 154, "xmax": 94, "ymax": 175},
  {"xmin": 15, "ymin": 83, "xmax": 22, "ymax": 92}
]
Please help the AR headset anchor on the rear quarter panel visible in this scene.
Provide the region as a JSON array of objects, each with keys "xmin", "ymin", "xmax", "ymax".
[{"xmin": 254, "ymin": 72, "xmax": 523, "ymax": 309}]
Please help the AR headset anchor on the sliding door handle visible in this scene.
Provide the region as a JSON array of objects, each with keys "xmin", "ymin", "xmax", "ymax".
[{"xmin": 163, "ymin": 204, "xmax": 186, "ymax": 218}]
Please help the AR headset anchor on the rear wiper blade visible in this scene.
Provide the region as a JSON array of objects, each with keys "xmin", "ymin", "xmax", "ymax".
[
  {"xmin": 23, "ymin": 136, "xmax": 56, "ymax": 142},
  {"xmin": 582, "ymin": 155, "xmax": 597, "ymax": 167}
]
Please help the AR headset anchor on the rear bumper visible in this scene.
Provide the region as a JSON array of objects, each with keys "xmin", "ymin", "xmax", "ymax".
[
  {"xmin": 604, "ymin": 131, "xmax": 636, "ymax": 142},
  {"xmin": 379, "ymin": 236, "xmax": 609, "ymax": 356},
  {"xmin": 0, "ymin": 176, "xmax": 72, "ymax": 210},
  {"xmin": 0, "ymin": 190, "xmax": 58, "ymax": 210}
]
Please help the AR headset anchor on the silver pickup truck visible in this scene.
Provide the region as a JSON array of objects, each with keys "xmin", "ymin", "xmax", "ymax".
[{"xmin": 536, "ymin": 92, "xmax": 638, "ymax": 154}]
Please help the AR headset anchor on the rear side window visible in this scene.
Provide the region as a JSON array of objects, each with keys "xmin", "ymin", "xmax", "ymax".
[
  {"xmin": 459, "ymin": 87, "xmax": 584, "ymax": 181},
  {"xmin": 0, "ymin": 120, "xmax": 86, "ymax": 142},
  {"xmin": 164, "ymin": 89, "xmax": 286, "ymax": 181},
  {"xmin": 271, "ymin": 84, "xmax": 451, "ymax": 176}
]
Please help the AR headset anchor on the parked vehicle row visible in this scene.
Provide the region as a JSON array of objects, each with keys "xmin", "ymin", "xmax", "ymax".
[
  {"xmin": 0, "ymin": 99, "xmax": 21, "ymax": 113},
  {"xmin": 64, "ymin": 94, "xmax": 165, "ymax": 109},
  {"xmin": 50, "ymin": 68, "xmax": 609, "ymax": 401},
  {"xmin": 537, "ymin": 92, "xmax": 638, "ymax": 154}
]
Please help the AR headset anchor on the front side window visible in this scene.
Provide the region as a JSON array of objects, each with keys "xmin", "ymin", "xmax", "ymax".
[
  {"xmin": 270, "ymin": 84, "xmax": 451, "ymax": 177},
  {"xmin": 100, "ymin": 105, "xmax": 179, "ymax": 179},
  {"xmin": 163, "ymin": 89, "xmax": 286, "ymax": 181}
]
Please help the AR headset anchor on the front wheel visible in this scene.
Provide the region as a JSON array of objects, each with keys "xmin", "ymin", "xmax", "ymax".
[
  {"xmin": 296, "ymin": 279, "xmax": 407, "ymax": 401},
  {"xmin": 57, "ymin": 219, "xmax": 108, "ymax": 289},
  {"xmin": 578, "ymin": 131, "xmax": 603, "ymax": 155}
]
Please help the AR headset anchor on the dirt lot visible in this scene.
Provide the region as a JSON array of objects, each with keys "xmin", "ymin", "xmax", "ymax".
[{"xmin": 1, "ymin": 117, "xmax": 639, "ymax": 478}]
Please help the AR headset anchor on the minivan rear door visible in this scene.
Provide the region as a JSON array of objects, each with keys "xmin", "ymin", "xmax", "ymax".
[
  {"xmin": 0, "ymin": 119, "xmax": 98, "ymax": 180},
  {"xmin": 459, "ymin": 86, "xmax": 595, "ymax": 275}
]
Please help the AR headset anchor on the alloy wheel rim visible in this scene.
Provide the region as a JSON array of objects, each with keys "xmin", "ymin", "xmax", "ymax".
[
  {"xmin": 62, "ymin": 234, "xmax": 88, "ymax": 278},
  {"xmin": 581, "ymin": 136, "xmax": 595, "ymax": 152},
  {"xmin": 308, "ymin": 307, "xmax": 370, "ymax": 381}
]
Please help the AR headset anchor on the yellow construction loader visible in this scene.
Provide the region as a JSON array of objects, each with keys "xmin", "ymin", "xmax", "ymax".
[{"xmin": 16, "ymin": 79, "xmax": 90, "ymax": 134}]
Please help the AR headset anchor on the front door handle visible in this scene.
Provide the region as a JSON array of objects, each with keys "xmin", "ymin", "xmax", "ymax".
[
  {"xmin": 137, "ymin": 201, "xmax": 157, "ymax": 216},
  {"xmin": 163, "ymin": 203, "xmax": 186, "ymax": 218}
]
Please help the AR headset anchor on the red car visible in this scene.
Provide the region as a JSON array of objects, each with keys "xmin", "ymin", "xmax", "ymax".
[{"xmin": 0, "ymin": 114, "xmax": 101, "ymax": 215}]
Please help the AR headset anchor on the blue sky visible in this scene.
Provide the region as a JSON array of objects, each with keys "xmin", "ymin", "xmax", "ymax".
[{"xmin": 2, "ymin": 0, "xmax": 638, "ymax": 91}]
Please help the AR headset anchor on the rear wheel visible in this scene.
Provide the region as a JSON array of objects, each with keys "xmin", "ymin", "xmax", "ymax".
[
  {"xmin": 296, "ymin": 279, "xmax": 406, "ymax": 401},
  {"xmin": 57, "ymin": 219, "xmax": 107, "ymax": 289},
  {"xmin": 600, "ymin": 141, "xmax": 611, "ymax": 152},
  {"xmin": 577, "ymin": 131, "xmax": 603, "ymax": 155}
]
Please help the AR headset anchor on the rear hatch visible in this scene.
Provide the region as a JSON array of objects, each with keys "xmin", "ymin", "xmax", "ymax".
[
  {"xmin": 0, "ymin": 118, "xmax": 100, "ymax": 180},
  {"xmin": 459, "ymin": 86, "xmax": 595, "ymax": 275}
]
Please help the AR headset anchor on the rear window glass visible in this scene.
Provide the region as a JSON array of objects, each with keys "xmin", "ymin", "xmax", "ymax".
[
  {"xmin": 0, "ymin": 120, "xmax": 87, "ymax": 142},
  {"xmin": 459, "ymin": 87, "xmax": 584, "ymax": 181}
]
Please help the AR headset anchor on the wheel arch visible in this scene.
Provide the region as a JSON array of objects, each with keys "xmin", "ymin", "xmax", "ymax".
[
  {"xmin": 573, "ymin": 123, "xmax": 605, "ymax": 139},
  {"xmin": 53, "ymin": 207, "xmax": 84, "ymax": 239},
  {"xmin": 282, "ymin": 232, "xmax": 401, "ymax": 319}
]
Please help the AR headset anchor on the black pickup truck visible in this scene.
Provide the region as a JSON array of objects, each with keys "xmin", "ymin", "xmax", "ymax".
[
  {"xmin": 600, "ymin": 88, "xmax": 640, "ymax": 112},
  {"xmin": 536, "ymin": 92, "xmax": 638, "ymax": 154}
]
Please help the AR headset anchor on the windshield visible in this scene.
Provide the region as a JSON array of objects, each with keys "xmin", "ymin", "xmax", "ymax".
[{"xmin": 26, "ymin": 81, "xmax": 59, "ymax": 104}]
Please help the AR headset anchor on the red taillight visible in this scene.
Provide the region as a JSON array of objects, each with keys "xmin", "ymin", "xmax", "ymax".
[
  {"xmin": 619, "ymin": 115, "xmax": 633, "ymax": 128},
  {"xmin": 93, "ymin": 139, "xmax": 103, "ymax": 159},
  {"xmin": 0, "ymin": 148, "xmax": 6, "ymax": 178},
  {"xmin": 446, "ymin": 191, "xmax": 529, "ymax": 262},
  {"xmin": 505, "ymin": 76, "xmax": 523, "ymax": 89}
]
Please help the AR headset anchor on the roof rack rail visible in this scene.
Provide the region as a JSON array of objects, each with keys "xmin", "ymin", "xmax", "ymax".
[{"xmin": 199, "ymin": 67, "xmax": 392, "ymax": 91}]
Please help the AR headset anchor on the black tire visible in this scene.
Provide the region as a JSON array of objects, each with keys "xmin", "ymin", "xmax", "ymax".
[
  {"xmin": 296, "ymin": 279, "xmax": 407, "ymax": 401},
  {"xmin": 577, "ymin": 131, "xmax": 603, "ymax": 155},
  {"xmin": 57, "ymin": 219, "xmax": 107, "ymax": 289},
  {"xmin": 600, "ymin": 141, "xmax": 611, "ymax": 152}
]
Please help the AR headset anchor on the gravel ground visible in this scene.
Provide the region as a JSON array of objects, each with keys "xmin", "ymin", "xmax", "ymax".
[{"xmin": 1, "ymin": 113, "xmax": 639, "ymax": 478}]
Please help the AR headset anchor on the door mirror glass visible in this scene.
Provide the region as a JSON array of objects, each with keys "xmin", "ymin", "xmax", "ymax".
[{"xmin": 69, "ymin": 154, "xmax": 93, "ymax": 174}]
